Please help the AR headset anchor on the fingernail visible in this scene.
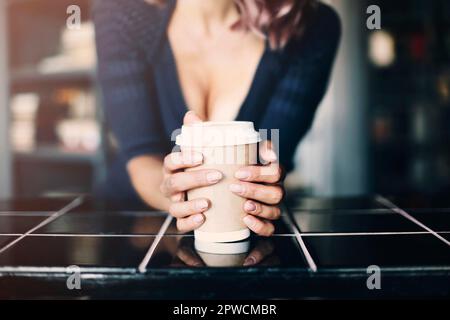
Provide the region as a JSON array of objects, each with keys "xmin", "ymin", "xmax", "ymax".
[
  {"xmin": 206, "ymin": 171, "xmax": 222, "ymax": 183},
  {"xmin": 229, "ymin": 184, "xmax": 244, "ymax": 194},
  {"xmin": 235, "ymin": 170, "xmax": 250, "ymax": 180},
  {"xmin": 196, "ymin": 199, "xmax": 209, "ymax": 211},
  {"xmin": 243, "ymin": 215, "xmax": 255, "ymax": 227},
  {"xmin": 243, "ymin": 256, "xmax": 256, "ymax": 266},
  {"xmin": 193, "ymin": 214, "xmax": 204, "ymax": 224},
  {"xmin": 244, "ymin": 201, "xmax": 257, "ymax": 212}
]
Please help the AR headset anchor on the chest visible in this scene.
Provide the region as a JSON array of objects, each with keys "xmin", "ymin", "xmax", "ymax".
[{"xmin": 168, "ymin": 28, "xmax": 265, "ymax": 121}]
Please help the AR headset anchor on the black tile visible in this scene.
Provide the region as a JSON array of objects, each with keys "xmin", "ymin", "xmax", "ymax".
[
  {"xmin": 36, "ymin": 211, "xmax": 167, "ymax": 235},
  {"xmin": 304, "ymin": 234, "xmax": 450, "ymax": 269},
  {"xmin": 388, "ymin": 194, "xmax": 450, "ymax": 210},
  {"xmin": 74, "ymin": 197, "xmax": 152, "ymax": 212},
  {"xmin": 0, "ymin": 197, "xmax": 75, "ymax": 212},
  {"xmin": 165, "ymin": 215, "xmax": 294, "ymax": 235},
  {"xmin": 148, "ymin": 236, "xmax": 308, "ymax": 268},
  {"xmin": 407, "ymin": 211, "xmax": 450, "ymax": 232},
  {"xmin": 0, "ymin": 216, "xmax": 48, "ymax": 234},
  {"xmin": 0, "ymin": 236, "xmax": 154, "ymax": 269},
  {"xmin": 0, "ymin": 236, "xmax": 17, "ymax": 249},
  {"xmin": 288, "ymin": 196, "xmax": 386, "ymax": 211},
  {"xmin": 293, "ymin": 211, "xmax": 422, "ymax": 233}
]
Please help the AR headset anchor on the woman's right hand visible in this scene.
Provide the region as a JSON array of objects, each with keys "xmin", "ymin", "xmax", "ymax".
[{"xmin": 160, "ymin": 112, "xmax": 223, "ymax": 232}]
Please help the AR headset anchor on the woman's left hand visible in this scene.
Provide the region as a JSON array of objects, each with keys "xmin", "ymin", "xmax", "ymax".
[{"xmin": 230, "ymin": 141, "xmax": 284, "ymax": 237}]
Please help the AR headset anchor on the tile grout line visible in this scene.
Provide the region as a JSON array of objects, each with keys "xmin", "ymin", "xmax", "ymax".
[
  {"xmin": 283, "ymin": 213, "xmax": 318, "ymax": 272},
  {"xmin": 376, "ymin": 195, "xmax": 450, "ymax": 247},
  {"xmin": 294, "ymin": 231, "xmax": 450, "ymax": 237},
  {"xmin": 0, "ymin": 197, "xmax": 84, "ymax": 255},
  {"xmin": 138, "ymin": 215, "xmax": 173, "ymax": 273}
]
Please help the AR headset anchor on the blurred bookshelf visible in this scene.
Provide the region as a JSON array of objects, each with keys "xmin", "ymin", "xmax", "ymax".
[
  {"xmin": 11, "ymin": 68, "xmax": 95, "ymax": 92},
  {"xmin": 5, "ymin": 0, "xmax": 107, "ymax": 197},
  {"xmin": 366, "ymin": 0, "xmax": 450, "ymax": 194}
]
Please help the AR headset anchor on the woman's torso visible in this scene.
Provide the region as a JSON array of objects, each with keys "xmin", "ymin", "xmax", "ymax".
[
  {"xmin": 166, "ymin": 2, "xmax": 266, "ymax": 122},
  {"xmin": 93, "ymin": 0, "xmax": 341, "ymax": 200}
]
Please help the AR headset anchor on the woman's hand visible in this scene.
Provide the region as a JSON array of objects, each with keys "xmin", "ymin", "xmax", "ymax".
[
  {"xmin": 162, "ymin": 111, "xmax": 284, "ymax": 236},
  {"xmin": 160, "ymin": 112, "xmax": 223, "ymax": 232},
  {"xmin": 230, "ymin": 141, "xmax": 284, "ymax": 237}
]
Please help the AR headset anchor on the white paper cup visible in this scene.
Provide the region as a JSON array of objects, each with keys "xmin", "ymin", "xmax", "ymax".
[{"xmin": 176, "ymin": 121, "xmax": 261, "ymax": 243}]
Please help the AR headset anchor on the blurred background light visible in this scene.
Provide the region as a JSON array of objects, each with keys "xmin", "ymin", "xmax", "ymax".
[{"xmin": 369, "ymin": 30, "xmax": 396, "ymax": 67}]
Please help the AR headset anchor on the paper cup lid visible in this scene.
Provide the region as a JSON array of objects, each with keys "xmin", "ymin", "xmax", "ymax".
[{"xmin": 176, "ymin": 121, "xmax": 261, "ymax": 147}]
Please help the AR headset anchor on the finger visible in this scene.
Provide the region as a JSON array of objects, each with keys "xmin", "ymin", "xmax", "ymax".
[
  {"xmin": 234, "ymin": 163, "xmax": 282, "ymax": 183},
  {"xmin": 176, "ymin": 214, "xmax": 205, "ymax": 233},
  {"xmin": 164, "ymin": 152, "xmax": 203, "ymax": 172},
  {"xmin": 259, "ymin": 140, "xmax": 277, "ymax": 164},
  {"xmin": 177, "ymin": 247, "xmax": 205, "ymax": 267},
  {"xmin": 243, "ymin": 240, "xmax": 275, "ymax": 266},
  {"xmin": 170, "ymin": 192, "xmax": 185, "ymax": 202},
  {"xmin": 169, "ymin": 198, "xmax": 210, "ymax": 218},
  {"xmin": 229, "ymin": 182, "xmax": 284, "ymax": 205},
  {"xmin": 243, "ymin": 215, "xmax": 275, "ymax": 237},
  {"xmin": 183, "ymin": 110, "xmax": 203, "ymax": 125},
  {"xmin": 243, "ymin": 200, "xmax": 281, "ymax": 220},
  {"xmin": 161, "ymin": 170, "xmax": 223, "ymax": 196}
]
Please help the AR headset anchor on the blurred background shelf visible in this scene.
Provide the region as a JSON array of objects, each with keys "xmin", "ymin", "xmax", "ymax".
[
  {"xmin": 3, "ymin": 0, "xmax": 107, "ymax": 197},
  {"xmin": 14, "ymin": 145, "xmax": 99, "ymax": 164},
  {"xmin": 11, "ymin": 68, "xmax": 95, "ymax": 92}
]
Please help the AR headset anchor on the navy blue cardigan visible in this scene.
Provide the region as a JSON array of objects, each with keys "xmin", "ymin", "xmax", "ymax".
[{"xmin": 93, "ymin": 0, "xmax": 340, "ymax": 200}]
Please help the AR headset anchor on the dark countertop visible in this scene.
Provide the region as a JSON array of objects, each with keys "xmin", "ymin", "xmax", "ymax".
[{"xmin": 0, "ymin": 194, "xmax": 449, "ymax": 299}]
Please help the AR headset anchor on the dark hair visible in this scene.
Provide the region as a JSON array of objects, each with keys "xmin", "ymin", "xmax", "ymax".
[{"xmin": 146, "ymin": 0, "xmax": 316, "ymax": 49}]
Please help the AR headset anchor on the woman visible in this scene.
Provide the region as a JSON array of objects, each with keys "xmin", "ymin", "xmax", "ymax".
[{"xmin": 93, "ymin": 0, "xmax": 340, "ymax": 236}]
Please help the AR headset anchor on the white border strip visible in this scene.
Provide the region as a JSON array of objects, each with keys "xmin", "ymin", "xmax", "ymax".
[
  {"xmin": 138, "ymin": 215, "xmax": 173, "ymax": 273},
  {"xmin": 376, "ymin": 195, "xmax": 450, "ymax": 247},
  {"xmin": 283, "ymin": 215, "xmax": 317, "ymax": 272},
  {"xmin": 0, "ymin": 197, "xmax": 83, "ymax": 255}
]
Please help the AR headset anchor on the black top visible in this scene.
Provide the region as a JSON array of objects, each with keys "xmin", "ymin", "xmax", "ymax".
[{"xmin": 93, "ymin": 0, "xmax": 341, "ymax": 200}]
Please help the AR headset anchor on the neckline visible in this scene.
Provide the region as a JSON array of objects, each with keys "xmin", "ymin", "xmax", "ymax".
[{"xmin": 163, "ymin": 27, "xmax": 270, "ymax": 122}]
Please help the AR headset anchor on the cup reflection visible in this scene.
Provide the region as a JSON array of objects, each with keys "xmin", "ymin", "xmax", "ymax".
[
  {"xmin": 174, "ymin": 237, "xmax": 278, "ymax": 267},
  {"xmin": 194, "ymin": 240, "xmax": 250, "ymax": 267}
]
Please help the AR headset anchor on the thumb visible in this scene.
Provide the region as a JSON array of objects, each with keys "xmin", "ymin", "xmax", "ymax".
[{"xmin": 183, "ymin": 111, "xmax": 203, "ymax": 125}]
